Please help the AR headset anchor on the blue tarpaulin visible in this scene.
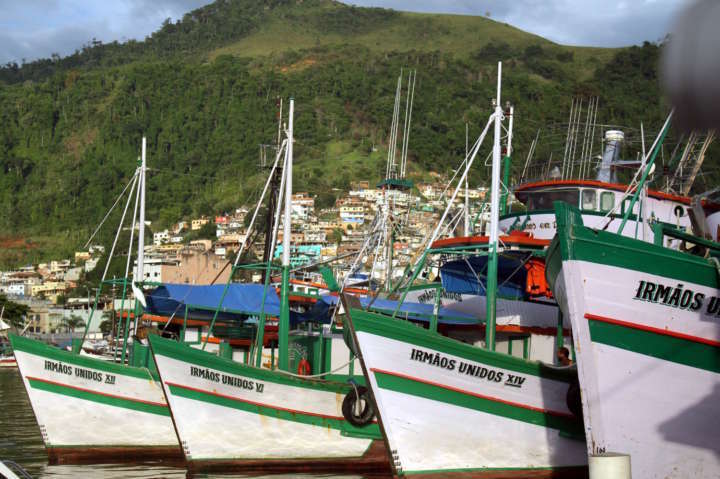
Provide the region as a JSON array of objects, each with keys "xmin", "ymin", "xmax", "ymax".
[
  {"xmin": 145, "ymin": 283, "xmax": 282, "ymax": 323},
  {"xmin": 321, "ymin": 295, "xmax": 479, "ymax": 325},
  {"xmin": 440, "ymin": 255, "xmax": 527, "ymax": 299},
  {"xmin": 145, "ymin": 283, "xmax": 332, "ymax": 324}
]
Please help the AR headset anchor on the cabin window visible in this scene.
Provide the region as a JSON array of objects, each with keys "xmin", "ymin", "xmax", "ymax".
[
  {"xmin": 525, "ymin": 188, "xmax": 579, "ymax": 210},
  {"xmin": 600, "ymin": 192, "xmax": 615, "ymax": 212},
  {"xmin": 581, "ymin": 189, "xmax": 597, "ymax": 210},
  {"xmin": 621, "ymin": 198, "xmax": 636, "ymax": 216}
]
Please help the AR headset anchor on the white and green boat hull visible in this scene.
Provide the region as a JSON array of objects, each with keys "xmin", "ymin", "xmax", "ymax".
[
  {"xmin": 547, "ymin": 203, "xmax": 720, "ymax": 478},
  {"xmin": 9, "ymin": 334, "xmax": 181, "ymax": 463},
  {"xmin": 148, "ymin": 335, "xmax": 388, "ymax": 474},
  {"xmin": 347, "ymin": 309, "xmax": 587, "ymax": 477}
]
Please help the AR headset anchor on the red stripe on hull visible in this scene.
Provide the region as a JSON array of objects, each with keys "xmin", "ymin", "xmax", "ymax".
[
  {"xmin": 370, "ymin": 368, "xmax": 573, "ymax": 418},
  {"xmin": 584, "ymin": 313, "xmax": 720, "ymax": 348},
  {"xmin": 26, "ymin": 376, "xmax": 166, "ymax": 407},
  {"xmin": 164, "ymin": 381, "xmax": 346, "ymax": 421}
]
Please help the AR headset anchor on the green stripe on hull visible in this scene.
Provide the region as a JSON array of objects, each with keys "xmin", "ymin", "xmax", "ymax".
[
  {"xmin": 588, "ymin": 318, "xmax": 720, "ymax": 373},
  {"xmin": 350, "ymin": 309, "xmax": 574, "ymax": 383},
  {"xmin": 10, "ymin": 334, "xmax": 157, "ymax": 381},
  {"xmin": 547, "ymin": 202, "xmax": 718, "ymax": 290},
  {"xmin": 28, "ymin": 378, "xmax": 169, "ymax": 416},
  {"xmin": 149, "ymin": 335, "xmax": 356, "ymax": 394},
  {"xmin": 166, "ymin": 383, "xmax": 381, "ymax": 437},
  {"xmin": 373, "ymin": 371, "xmax": 582, "ymax": 437}
]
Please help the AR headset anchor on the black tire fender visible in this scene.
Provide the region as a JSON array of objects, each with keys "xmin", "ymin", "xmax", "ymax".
[
  {"xmin": 341, "ymin": 385, "xmax": 375, "ymax": 427},
  {"xmin": 566, "ymin": 380, "xmax": 583, "ymax": 419}
]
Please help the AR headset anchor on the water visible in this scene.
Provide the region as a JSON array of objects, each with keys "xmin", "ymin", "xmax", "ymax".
[{"xmin": 0, "ymin": 369, "xmax": 377, "ymax": 478}]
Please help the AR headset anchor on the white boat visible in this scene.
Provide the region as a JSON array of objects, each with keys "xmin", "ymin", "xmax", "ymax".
[
  {"xmin": 9, "ymin": 138, "xmax": 182, "ymax": 464},
  {"xmin": 547, "ymin": 200, "xmax": 720, "ymax": 478},
  {"xmin": 346, "ymin": 304, "xmax": 587, "ymax": 477},
  {"xmin": 346, "ymin": 62, "xmax": 588, "ymax": 477},
  {"xmin": 149, "ymin": 99, "xmax": 389, "ymax": 474},
  {"xmin": 10, "ymin": 333, "xmax": 180, "ymax": 463},
  {"xmin": 0, "ymin": 355, "xmax": 16, "ymax": 368},
  {"xmin": 149, "ymin": 334, "xmax": 387, "ymax": 474}
]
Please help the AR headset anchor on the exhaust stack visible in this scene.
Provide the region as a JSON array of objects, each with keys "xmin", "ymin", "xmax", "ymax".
[{"xmin": 597, "ymin": 130, "xmax": 624, "ymax": 183}]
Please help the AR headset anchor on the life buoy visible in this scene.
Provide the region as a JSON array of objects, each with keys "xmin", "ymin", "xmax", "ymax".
[
  {"xmin": 297, "ymin": 358, "xmax": 311, "ymax": 376},
  {"xmin": 341, "ymin": 385, "xmax": 375, "ymax": 427}
]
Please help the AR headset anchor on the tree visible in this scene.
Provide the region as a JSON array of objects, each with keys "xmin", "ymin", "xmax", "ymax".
[
  {"xmin": 185, "ymin": 221, "xmax": 216, "ymax": 241},
  {"xmin": 330, "ymin": 228, "xmax": 344, "ymax": 247},
  {"xmin": 62, "ymin": 314, "xmax": 86, "ymax": 333},
  {"xmin": 0, "ymin": 294, "xmax": 30, "ymax": 329},
  {"xmin": 98, "ymin": 311, "xmax": 115, "ymax": 336}
]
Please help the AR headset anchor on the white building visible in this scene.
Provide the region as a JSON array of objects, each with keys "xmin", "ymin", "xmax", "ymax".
[
  {"xmin": 291, "ymin": 193, "xmax": 315, "ymax": 220},
  {"xmin": 2, "ymin": 282, "xmax": 27, "ymax": 297},
  {"xmin": 84, "ymin": 258, "xmax": 99, "ymax": 273},
  {"xmin": 340, "ymin": 204, "xmax": 365, "ymax": 225},
  {"xmin": 153, "ymin": 229, "xmax": 170, "ymax": 245}
]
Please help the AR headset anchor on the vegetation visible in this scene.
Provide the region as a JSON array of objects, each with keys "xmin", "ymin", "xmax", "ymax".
[
  {"xmin": 0, "ymin": 294, "xmax": 30, "ymax": 329},
  {"xmin": 0, "ymin": 0, "xmax": 709, "ymax": 267},
  {"xmin": 61, "ymin": 314, "xmax": 86, "ymax": 332},
  {"xmin": 99, "ymin": 311, "xmax": 114, "ymax": 335}
]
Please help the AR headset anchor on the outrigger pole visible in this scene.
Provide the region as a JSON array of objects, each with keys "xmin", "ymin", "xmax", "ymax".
[
  {"xmin": 75, "ymin": 138, "xmax": 146, "ymax": 355},
  {"xmin": 202, "ymin": 136, "xmax": 287, "ymax": 352},
  {"xmin": 485, "ymin": 62, "xmax": 504, "ymax": 352}
]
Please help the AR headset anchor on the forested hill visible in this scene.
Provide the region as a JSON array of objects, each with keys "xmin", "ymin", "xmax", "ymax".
[{"xmin": 0, "ymin": 0, "xmax": 686, "ymax": 264}]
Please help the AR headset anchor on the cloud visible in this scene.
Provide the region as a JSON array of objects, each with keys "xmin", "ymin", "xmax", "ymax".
[
  {"xmin": 0, "ymin": 0, "xmax": 209, "ymax": 64},
  {"xmin": 0, "ymin": 0, "xmax": 692, "ymax": 64},
  {"xmin": 349, "ymin": 0, "xmax": 690, "ymax": 47}
]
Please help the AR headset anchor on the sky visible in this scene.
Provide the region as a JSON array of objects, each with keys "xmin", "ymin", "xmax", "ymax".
[{"xmin": 0, "ymin": 0, "xmax": 690, "ymax": 65}]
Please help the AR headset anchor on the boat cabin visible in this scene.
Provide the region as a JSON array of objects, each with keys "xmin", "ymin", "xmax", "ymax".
[{"xmin": 500, "ymin": 179, "xmax": 720, "ymax": 243}]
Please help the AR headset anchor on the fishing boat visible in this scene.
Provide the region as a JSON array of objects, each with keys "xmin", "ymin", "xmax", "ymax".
[
  {"xmin": 500, "ymin": 177, "xmax": 720, "ymax": 242},
  {"xmin": 9, "ymin": 138, "xmax": 182, "ymax": 464},
  {"xmin": 345, "ymin": 63, "xmax": 588, "ymax": 478},
  {"xmin": 10, "ymin": 334, "xmax": 179, "ymax": 463},
  {"xmin": 0, "ymin": 353, "xmax": 16, "ymax": 368},
  {"xmin": 346, "ymin": 304, "xmax": 587, "ymax": 477},
  {"xmin": 500, "ymin": 99, "xmax": 720, "ymax": 244},
  {"xmin": 546, "ymin": 198, "xmax": 720, "ymax": 477},
  {"xmin": 149, "ymin": 99, "xmax": 389, "ymax": 474}
]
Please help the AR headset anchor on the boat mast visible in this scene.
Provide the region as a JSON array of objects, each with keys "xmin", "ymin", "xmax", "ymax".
[
  {"xmin": 278, "ymin": 99, "xmax": 294, "ymax": 372},
  {"xmin": 485, "ymin": 63, "xmax": 503, "ymax": 351},
  {"xmin": 262, "ymin": 100, "xmax": 284, "ymax": 282},
  {"xmin": 133, "ymin": 136, "xmax": 147, "ymax": 335},
  {"xmin": 464, "ymin": 123, "xmax": 470, "ymax": 235}
]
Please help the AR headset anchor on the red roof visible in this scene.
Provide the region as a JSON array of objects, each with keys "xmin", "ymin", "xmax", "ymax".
[
  {"xmin": 431, "ymin": 231, "xmax": 550, "ymax": 249},
  {"xmin": 514, "ymin": 179, "xmax": 720, "ymax": 211}
]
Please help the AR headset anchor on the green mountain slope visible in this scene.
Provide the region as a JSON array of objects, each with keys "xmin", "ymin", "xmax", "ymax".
[{"xmin": 0, "ymin": 0, "xmax": 695, "ymax": 266}]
